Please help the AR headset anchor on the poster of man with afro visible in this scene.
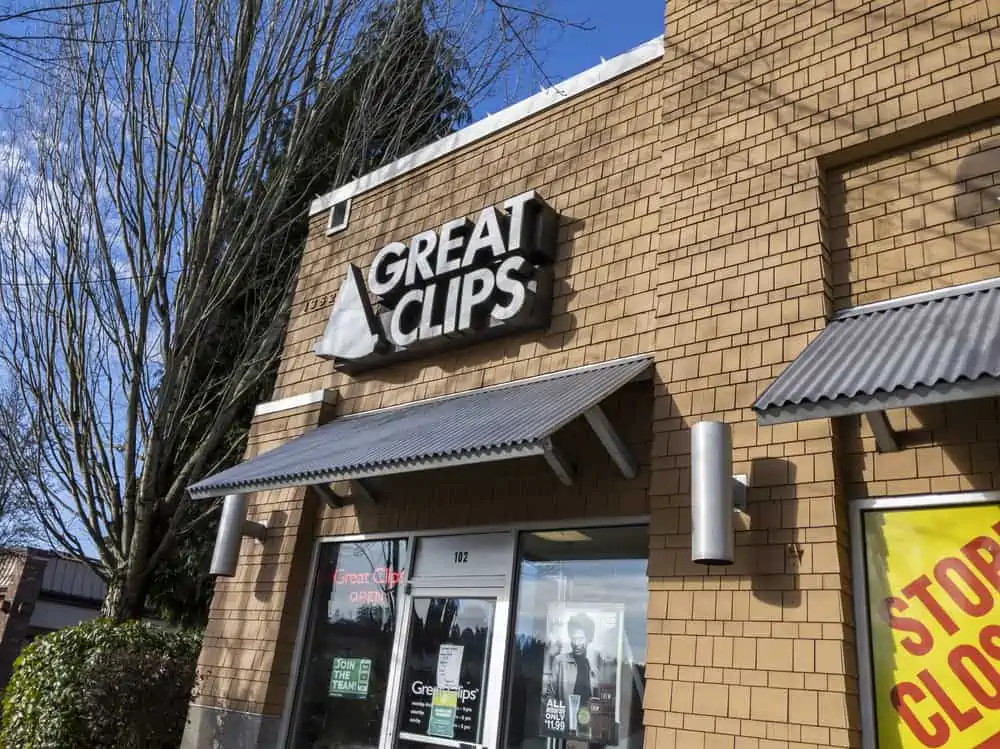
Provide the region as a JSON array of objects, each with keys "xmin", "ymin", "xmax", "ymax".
[{"xmin": 539, "ymin": 603, "xmax": 624, "ymax": 745}]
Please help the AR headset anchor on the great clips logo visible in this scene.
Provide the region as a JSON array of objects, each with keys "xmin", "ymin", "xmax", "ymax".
[
  {"xmin": 315, "ymin": 191, "xmax": 557, "ymax": 373},
  {"xmin": 411, "ymin": 680, "xmax": 480, "ymax": 703}
]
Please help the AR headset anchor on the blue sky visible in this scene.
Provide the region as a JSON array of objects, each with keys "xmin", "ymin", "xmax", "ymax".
[
  {"xmin": 0, "ymin": 1, "xmax": 665, "ymax": 112},
  {"xmin": 532, "ymin": 0, "xmax": 663, "ymax": 82},
  {"xmin": 475, "ymin": 0, "xmax": 664, "ymax": 118}
]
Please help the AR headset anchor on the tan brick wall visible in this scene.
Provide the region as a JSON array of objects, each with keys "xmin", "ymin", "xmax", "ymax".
[
  {"xmin": 193, "ymin": 54, "xmax": 668, "ymax": 706},
  {"xmin": 275, "ymin": 60, "xmax": 663, "ymax": 411},
  {"xmin": 208, "ymin": 57, "xmax": 660, "ymax": 714},
  {"xmin": 195, "ymin": 59, "xmax": 667, "ymax": 722},
  {"xmin": 831, "ymin": 120, "xmax": 1000, "ymax": 309},
  {"xmin": 652, "ymin": 2, "xmax": 999, "ymax": 749}
]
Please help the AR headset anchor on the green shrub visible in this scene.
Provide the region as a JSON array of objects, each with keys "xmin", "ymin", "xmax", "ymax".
[{"xmin": 1, "ymin": 618, "xmax": 202, "ymax": 749}]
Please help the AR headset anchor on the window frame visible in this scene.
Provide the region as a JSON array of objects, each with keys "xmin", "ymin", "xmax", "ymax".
[
  {"xmin": 326, "ymin": 198, "xmax": 351, "ymax": 235},
  {"xmin": 278, "ymin": 515, "xmax": 649, "ymax": 749}
]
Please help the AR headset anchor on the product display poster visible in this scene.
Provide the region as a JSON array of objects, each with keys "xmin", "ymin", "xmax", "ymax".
[
  {"xmin": 328, "ymin": 657, "xmax": 372, "ymax": 699},
  {"xmin": 539, "ymin": 602, "xmax": 624, "ymax": 746},
  {"xmin": 436, "ymin": 644, "xmax": 464, "ymax": 691},
  {"xmin": 427, "ymin": 689, "xmax": 458, "ymax": 738},
  {"xmin": 862, "ymin": 502, "xmax": 1000, "ymax": 749}
]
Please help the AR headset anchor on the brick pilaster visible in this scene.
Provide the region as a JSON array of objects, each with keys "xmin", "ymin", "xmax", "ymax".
[{"xmin": 0, "ymin": 553, "xmax": 48, "ymax": 687}]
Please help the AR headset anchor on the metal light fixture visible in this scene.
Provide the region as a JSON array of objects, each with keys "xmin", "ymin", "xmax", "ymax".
[
  {"xmin": 210, "ymin": 494, "xmax": 267, "ymax": 577},
  {"xmin": 690, "ymin": 421, "xmax": 747, "ymax": 565}
]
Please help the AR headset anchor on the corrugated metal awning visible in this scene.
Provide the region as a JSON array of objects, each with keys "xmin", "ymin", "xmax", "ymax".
[
  {"xmin": 753, "ymin": 278, "xmax": 1000, "ymax": 425},
  {"xmin": 188, "ymin": 355, "xmax": 653, "ymax": 499}
]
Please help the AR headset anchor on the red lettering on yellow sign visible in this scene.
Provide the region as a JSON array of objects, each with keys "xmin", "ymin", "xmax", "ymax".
[{"xmin": 870, "ymin": 512, "xmax": 1000, "ymax": 749}]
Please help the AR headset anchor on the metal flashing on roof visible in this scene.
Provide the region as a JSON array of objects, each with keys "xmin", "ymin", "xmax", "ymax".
[
  {"xmin": 188, "ymin": 355, "xmax": 653, "ymax": 499},
  {"xmin": 754, "ymin": 280, "xmax": 1000, "ymax": 425},
  {"xmin": 308, "ymin": 37, "xmax": 664, "ymax": 218}
]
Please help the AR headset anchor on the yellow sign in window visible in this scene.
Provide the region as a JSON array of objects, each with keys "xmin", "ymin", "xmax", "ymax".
[{"xmin": 862, "ymin": 502, "xmax": 1000, "ymax": 749}]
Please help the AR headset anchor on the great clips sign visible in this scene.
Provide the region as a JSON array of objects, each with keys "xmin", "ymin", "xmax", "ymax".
[{"xmin": 315, "ymin": 191, "xmax": 557, "ymax": 372}]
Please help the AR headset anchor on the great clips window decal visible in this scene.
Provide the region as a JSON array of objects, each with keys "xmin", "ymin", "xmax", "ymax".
[
  {"xmin": 315, "ymin": 191, "xmax": 557, "ymax": 372},
  {"xmin": 862, "ymin": 503, "xmax": 1000, "ymax": 749}
]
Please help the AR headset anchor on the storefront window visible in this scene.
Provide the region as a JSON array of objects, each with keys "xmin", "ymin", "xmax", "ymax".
[
  {"xmin": 289, "ymin": 539, "xmax": 408, "ymax": 749},
  {"xmin": 504, "ymin": 526, "xmax": 648, "ymax": 749}
]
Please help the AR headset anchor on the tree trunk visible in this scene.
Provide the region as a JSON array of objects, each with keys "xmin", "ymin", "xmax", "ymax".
[
  {"xmin": 101, "ymin": 567, "xmax": 150, "ymax": 622},
  {"xmin": 102, "ymin": 516, "xmax": 155, "ymax": 621}
]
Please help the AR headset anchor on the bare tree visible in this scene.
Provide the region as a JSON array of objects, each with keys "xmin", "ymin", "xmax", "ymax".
[
  {"xmin": 0, "ymin": 1, "xmax": 119, "ymax": 92},
  {"xmin": 0, "ymin": 386, "xmax": 39, "ymax": 548},
  {"xmin": 0, "ymin": 0, "xmax": 576, "ymax": 620}
]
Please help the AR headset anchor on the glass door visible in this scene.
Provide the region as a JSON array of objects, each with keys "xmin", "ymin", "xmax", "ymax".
[{"xmin": 389, "ymin": 587, "xmax": 509, "ymax": 749}]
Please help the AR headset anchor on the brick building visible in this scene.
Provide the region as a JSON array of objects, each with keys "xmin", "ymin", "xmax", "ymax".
[
  {"xmin": 0, "ymin": 549, "xmax": 106, "ymax": 687},
  {"xmin": 181, "ymin": 2, "xmax": 1000, "ymax": 748}
]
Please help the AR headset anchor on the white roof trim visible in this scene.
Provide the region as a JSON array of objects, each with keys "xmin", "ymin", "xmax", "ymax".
[
  {"xmin": 309, "ymin": 36, "xmax": 665, "ymax": 217},
  {"xmin": 254, "ymin": 388, "xmax": 338, "ymax": 416}
]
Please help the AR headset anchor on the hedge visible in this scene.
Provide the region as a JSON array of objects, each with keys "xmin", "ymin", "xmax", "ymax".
[{"xmin": 1, "ymin": 618, "xmax": 201, "ymax": 749}]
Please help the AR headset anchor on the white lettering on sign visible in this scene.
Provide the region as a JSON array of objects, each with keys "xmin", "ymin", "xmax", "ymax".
[
  {"xmin": 315, "ymin": 191, "xmax": 558, "ymax": 373},
  {"xmin": 411, "ymin": 680, "xmax": 479, "ymax": 703}
]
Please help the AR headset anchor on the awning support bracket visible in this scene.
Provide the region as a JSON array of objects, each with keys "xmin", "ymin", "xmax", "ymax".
[
  {"xmin": 313, "ymin": 483, "xmax": 343, "ymax": 508},
  {"xmin": 584, "ymin": 405, "xmax": 638, "ymax": 479},
  {"xmin": 352, "ymin": 479, "xmax": 377, "ymax": 505},
  {"xmin": 865, "ymin": 411, "xmax": 899, "ymax": 453},
  {"xmin": 541, "ymin": 438, "xmax": 574, "ymax": 486},
  {"xmin": 313, "ymin": 480, "xmax": 378, "ymax": 507}
]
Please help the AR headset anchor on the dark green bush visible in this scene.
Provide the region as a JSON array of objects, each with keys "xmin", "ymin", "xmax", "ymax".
[{"xmin": 1, "ymin": 618, "xmax": 201, "ymax": 749}]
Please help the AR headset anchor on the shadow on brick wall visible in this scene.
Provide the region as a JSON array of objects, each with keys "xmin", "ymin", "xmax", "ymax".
[
  {"xmin": 827, "ymin": 124, "xmax": 1000, "ymax": 310},
  {"xmin": 746, "ymin": 457, "xmax": 802, "ymax": 612},
  {"xmin": 838, "ymin": 398, "xmax": 1000, "ymax": 498},
  {"xmin": 955, "ymin": 138, "xmax": 1000, "ymax": 226},
  {"xmin": 254, "ymin": 509, "xmax": 287, "ymax": 603}
]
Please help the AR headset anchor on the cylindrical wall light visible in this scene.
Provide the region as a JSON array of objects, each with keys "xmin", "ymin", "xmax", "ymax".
[
  {"xmin": 691, "ymin": 421, "xmax": 734, "ymax": 565},
  {"xmin": 210, "ymin": 494, "xmax": 267, "ymax": 577}
]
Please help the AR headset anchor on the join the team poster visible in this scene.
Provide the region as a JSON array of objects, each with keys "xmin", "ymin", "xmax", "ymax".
[{"xmin": 861, "ymin": 502, "xmax": 1000, "ymax": 749}]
